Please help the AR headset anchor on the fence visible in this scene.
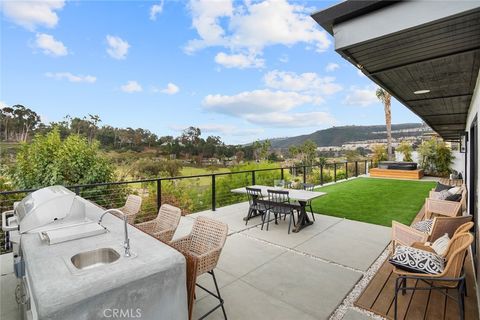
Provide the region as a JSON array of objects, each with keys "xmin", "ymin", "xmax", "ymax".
[{"xmin": 0, "ymin": 160, "xmax": 373, "ymax": 253}]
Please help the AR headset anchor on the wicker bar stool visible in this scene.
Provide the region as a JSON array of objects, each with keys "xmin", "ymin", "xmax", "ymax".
[
  {"xmin": 112, "ymin": 194, "xmax": 142, "ymax": 224},
  {"xmin": 170, "ymin": 216, "xmax": 228, "ymax": 320},
  {"xmin": 135, "ymin": 204, "xmax": 182, "ymax": 243}
]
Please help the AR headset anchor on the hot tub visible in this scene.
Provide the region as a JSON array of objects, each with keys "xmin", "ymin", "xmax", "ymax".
[{"xmin": 378, "ymin": 161, "xmax": 418, "ymax": 170}]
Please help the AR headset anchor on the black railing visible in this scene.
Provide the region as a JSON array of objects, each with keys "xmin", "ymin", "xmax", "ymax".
[{"xmin": 0, "ymin": 160, "xmax": 374, "ymax": 253}]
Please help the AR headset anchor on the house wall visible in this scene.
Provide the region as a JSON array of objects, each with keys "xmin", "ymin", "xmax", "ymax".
[{"xmin": 465, "ymin": 71, "xmax": 480, "ymax": 301}]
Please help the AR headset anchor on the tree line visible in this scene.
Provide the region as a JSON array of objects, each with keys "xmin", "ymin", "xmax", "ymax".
[{"xmin": 0, "ymin": 105, "xmax": 265, "ymax": 161}]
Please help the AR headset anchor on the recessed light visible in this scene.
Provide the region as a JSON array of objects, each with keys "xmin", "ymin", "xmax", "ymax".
[{"xmin": 414, "ymin": 89, "xmax": 430, "ymax": 94}]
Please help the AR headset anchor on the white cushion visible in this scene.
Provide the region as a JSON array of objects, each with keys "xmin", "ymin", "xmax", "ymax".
[
  {"xmin": 447, "ymin": 187, "xmax": 461, "ymax": 195},
  {"xmin": 431, "ymin": 233, "xmax": 450, "ymax": 256}
]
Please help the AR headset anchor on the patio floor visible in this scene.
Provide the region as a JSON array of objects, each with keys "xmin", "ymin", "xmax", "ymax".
[{"xmin": 1, "ymin": 201, "xmax": 392, "ymax": 320}]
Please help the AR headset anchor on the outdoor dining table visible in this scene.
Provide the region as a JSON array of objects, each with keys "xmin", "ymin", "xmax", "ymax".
[{"xmin": 231, "ymin": 185, "xmax": 326, "ymax": 233}]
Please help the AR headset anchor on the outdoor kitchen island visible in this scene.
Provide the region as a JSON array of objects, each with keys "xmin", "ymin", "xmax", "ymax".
[{"xmin": 15, "ymin": 187, "xmax": 188, "ymax": 320}]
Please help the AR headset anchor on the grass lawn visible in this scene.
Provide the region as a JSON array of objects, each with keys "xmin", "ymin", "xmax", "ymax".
[{"xmin": 311, "ymin": 177, "xmax": 436, "ymax": 227}]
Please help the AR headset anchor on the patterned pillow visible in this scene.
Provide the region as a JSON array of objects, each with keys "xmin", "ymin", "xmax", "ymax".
[
  {"xmin": 432, "ymin": 190, "xmax": 450, "ymax": 200},
  {"xmin": 412, "ymin": 219, "xmax": 434, "ymax": 233},
  {"xmin": 389, "ymin": 246, "xmax": 445, "ymax": 274}
]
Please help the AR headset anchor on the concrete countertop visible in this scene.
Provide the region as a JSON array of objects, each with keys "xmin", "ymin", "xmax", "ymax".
[{"xmin": 21, "ymin": 198, "xmax": 187, "ymax": 319}]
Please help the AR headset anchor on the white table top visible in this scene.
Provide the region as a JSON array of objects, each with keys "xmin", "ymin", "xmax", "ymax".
[{"xmin": 231, "ymin": 185, "xmax": 326, "ymax": 202}]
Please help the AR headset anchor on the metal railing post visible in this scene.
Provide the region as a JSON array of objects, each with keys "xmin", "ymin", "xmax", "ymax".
[
  {"xmin": 303, "ymin": 166, "xmax": 306, "ymax": 184},
  {"xmin": 355, "ymin": 161, "xmax": 358, "ymax": 177},
  {"xmin": 345, "ymin": 162, "xmax": 348, "ymax": 180},
  {"xmin": 320, "ymin": 165, "xmax": 324, "ymax": 185},
  {"xmin": 334, "ymin": 163, "xmax": 337, "ymax": 182},
  {"xmin": 74, "ymin": 186, "xmax": 80, "ymax": 195},
  {"xmin": 212, "ymin": 175, "xmax": 216, "ymax": 211},
  {"xmin": 252, "ymin": 171, "xmax": 256, "ymax": 185},
  {"xmin": 281, "ymin": 168, "xmax": 284, "ymax": 180},
  {"xmin": 156, "ymin": 179, "xmax": 162, "ymax": 212}
]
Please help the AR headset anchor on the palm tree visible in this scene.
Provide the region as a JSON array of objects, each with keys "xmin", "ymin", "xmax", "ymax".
[{"xmin": 376, "ymin": 88, "xmax": 393, "ymax": 160}]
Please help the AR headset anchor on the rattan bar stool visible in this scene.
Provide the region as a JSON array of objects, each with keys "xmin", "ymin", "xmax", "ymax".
[
  {"xmin": 171, "ymin": 216, "xmax": 228, "ymax": 320},
  {"xmin": 135, "ymin": 204, "xmax": 182, "ymax": 243}
]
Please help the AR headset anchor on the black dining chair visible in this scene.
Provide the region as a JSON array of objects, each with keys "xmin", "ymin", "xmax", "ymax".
[
  {"xmin": 264, "ymin": 189, "xmax": 297, "ymax": 234},
  {"xmin": 245, "ymin": 187, "xmax": 267, "ymax": 226},
  {"xmin": 300, "ymin": 183, "xmax": 316, "ymax": 221}
]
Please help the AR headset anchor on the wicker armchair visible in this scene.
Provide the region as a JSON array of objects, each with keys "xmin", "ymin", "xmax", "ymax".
[
  {"xmin": 392, "ymin": 232, "xmax": 474, "ymax": 320},
  {"xmin": 411, "ymin": 222, "xmax": 474, "ymax": 253},
  {"xmin": 135, "ymin": 204, "xmax": 181, "ymax": 243},
  {"xmin": 170, "ymin": 216, "xmax": 228, "ymax": 320},
  {"xmin": 112, "ymin": 194, "xmax": 142, "ymax": 224},
  {"xmin": 391, "ymin": 215, "xmax": 472, "ymax": 250},
  {"xmin": 425, "ymin": 187, "xmax": 466, "ymax": 219}
]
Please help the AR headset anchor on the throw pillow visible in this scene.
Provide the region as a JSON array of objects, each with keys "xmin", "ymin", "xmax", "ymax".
[
  {"xmin": 389, "ymin": 246, "xmax": 445, "ymax": 274},
  {"xmin": 412, "ymin": 219, "xmax": 434, "ymax": 233},
  {"xmin": 432, "ymin": 190, "xmax": 450, "ymax": 200},
  {"xmin": 445, "ymin": 193, "xmax": 462, "ymax": 202},
  {"xmin": 435, "ymin": 182, "xmax": 453, "ymax": 192},
  {"xmin": 447, "ymin": 186, "xmax": 461, "ymax": 195},
  {"xmin": 431, "ymin": 233, "xmax": 450, "ymax": 256}
]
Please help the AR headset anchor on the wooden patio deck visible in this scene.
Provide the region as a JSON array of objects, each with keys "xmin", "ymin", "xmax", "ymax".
[{"xmin": 354, "ymin": 202, "xmax": 479, "ymax": 320}]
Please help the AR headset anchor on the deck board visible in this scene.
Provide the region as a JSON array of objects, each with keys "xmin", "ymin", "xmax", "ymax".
[{"xmin": 354, "ymin": 203, "xmax": 478, "ymax": 320}]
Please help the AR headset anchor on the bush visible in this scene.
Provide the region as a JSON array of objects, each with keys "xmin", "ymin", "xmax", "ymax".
[
  {"xmin": 397, "ymin": 141, "xmax": 413, "ymax": 162},
  {"xmin": 10, "ymin": 129, "xmax": 114, "ymax": 189},
  {"xmin": 418, "ymin": 139, "xmax": 454, "ymax": 176}
]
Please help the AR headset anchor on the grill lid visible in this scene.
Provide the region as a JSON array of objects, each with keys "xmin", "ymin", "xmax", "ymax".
[{"xmin": 17, "ymin": 186, "xmax": 76, "ymax": 233}]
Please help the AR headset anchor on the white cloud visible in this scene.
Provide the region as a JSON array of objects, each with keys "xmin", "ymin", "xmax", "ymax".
[
  {"xmin": 325, "ymin": 62, "xmax": 339, "ymax": 72},
  {"xmin": 160, "ymin": 83, "xmax": 180, "ymax": 95},
  {"xmin": 35, "ymin": 33, "xmax": 68, "ymax": 56},
  {"xmin": 185, "ymin": 0, "xmax": 330, "ymax": 65},
  {"xmin": 121, "ymin": 81, "xmax": 142, "ymax": 93},
  {"xmin": 149, "ymin": 1, "xmax": 164, "ymax": 20},
  {"xmin": 0, "ymin": 101, "xmax": 10, "ymax": 109},
  {"xmin": 1, "ymin": 0, "xmax": 65, "ymax": 31},
  {"xmin": 186, "ymin": 0, "xmax": 330, "ymax": 53},
  {"xmin": 245, "ymin": 111, "xmax": 335, "ymax": 128},
  {"xmin": 278, "ymin": 54, "xmax": 289, "ymax": 63},
  {"xmin": 202, "ymin": 87, "xmax": 336, "ymax": 128},
  {"xmin": 264, "ymin": 70, "xmax": 342, "ymax": 95},
  {"xmin": 203, "ymin": 89, "xmax": 321, "ymax": 116},
  {"xmin": 45, "ymin": 72, "xmax": 96, "ymax": 83},
  {"xmin": 214, "ymin": 51, "xmax": 264, "ymax": 69},
  {"xmin": 343, "ymin": 86, "xmax": 379, "ymax": 107},
  {"xmin": 106, "ymin": 35, "xmax": 129, "ymax": 60}
]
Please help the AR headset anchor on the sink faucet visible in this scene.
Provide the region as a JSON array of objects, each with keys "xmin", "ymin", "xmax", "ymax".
[{"xmin": 98, "ymin": 209, "xmax": 131, "ymax": 257}]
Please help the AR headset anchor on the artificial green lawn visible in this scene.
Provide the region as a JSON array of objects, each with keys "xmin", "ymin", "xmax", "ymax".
[{"xmin": 311, "ymin": 178, "xmax": 436, "ymax": 227}]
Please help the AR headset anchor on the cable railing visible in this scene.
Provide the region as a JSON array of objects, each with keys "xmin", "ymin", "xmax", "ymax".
[{"xmin": 0, "ymin": 159, "xmax": 374, "ymax": 253}]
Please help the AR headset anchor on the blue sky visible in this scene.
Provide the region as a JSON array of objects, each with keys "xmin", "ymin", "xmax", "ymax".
[{"xmin": 1, "ymin": 0, "xmax": 421, "ymax": 144}]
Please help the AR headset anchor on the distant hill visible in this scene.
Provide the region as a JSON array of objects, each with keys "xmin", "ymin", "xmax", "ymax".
[{"xmin": 268, "ymin": 123, "xmax": 432, "ymax": 149}]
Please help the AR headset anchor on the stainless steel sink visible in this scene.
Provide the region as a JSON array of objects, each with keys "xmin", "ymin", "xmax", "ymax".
[{"xmin": 71, "ymin": 248, "xmax": 120, "ymax": 270}]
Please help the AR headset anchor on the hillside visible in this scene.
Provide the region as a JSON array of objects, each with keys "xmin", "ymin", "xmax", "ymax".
[{"xmin": 268, "ymin": 123, "xmax": 432, "ymax": 149}]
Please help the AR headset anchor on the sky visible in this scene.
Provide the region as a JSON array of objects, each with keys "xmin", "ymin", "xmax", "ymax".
[{"xmin": 0, "ymin": 0, "xmax": 422, "ymax": 144}]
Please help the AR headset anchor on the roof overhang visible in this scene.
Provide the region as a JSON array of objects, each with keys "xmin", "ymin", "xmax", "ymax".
[{"xmin": 312, "ymin": 0, "xmax": 480, "ymax": 141}]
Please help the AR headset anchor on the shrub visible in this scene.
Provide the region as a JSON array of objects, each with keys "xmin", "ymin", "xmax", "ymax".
[
  {"xmin": 10, "ymin": 129, "xmax": 113, "ymax": 189},
  {"xmin": 418, "ymin": 139, "xmax": 453, "ymax": 176}
]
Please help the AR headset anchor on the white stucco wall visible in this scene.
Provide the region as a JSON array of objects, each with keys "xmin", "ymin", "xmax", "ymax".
[{"xmin": 465, "ymin": 71, "xmax": 480, "ymax": 301}]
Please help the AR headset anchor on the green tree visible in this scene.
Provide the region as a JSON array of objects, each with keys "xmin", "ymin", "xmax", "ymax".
[
  {"xmin": 10, "ymin": 129, "xmax": 113, "ymax": 189},
  {"xmin": 397, "ymin": 141, "xmax": 413, "ymax": 162},
  {"xmin": 418, "ymin": 139, "xmax": 453, "ymax": 176},
  {"xmin": 376, "ymin": 88, "xmax": 393, "ymax": 160},
  {"xmin": 301, "ymin": 140, "xmax": 317, "ymax": 165},
  {"xmin": 372, "ymin": 144, "xmax": 388, "ymax": 166}
]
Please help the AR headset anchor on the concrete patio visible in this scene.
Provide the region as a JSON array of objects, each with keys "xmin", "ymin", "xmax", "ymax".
[{"xmin": 1, "ymin": 201, "xmax": 391, "ymax": 320}]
